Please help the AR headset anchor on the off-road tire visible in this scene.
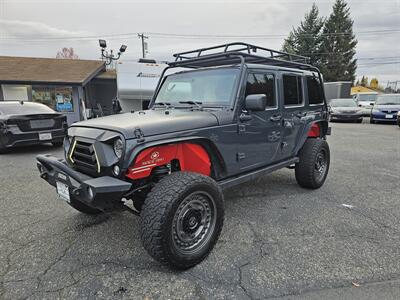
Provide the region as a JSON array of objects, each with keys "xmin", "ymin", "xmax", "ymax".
[
  {"xmin": 52, "ymin": 139, "xmax": 64, "ymax": 147},
  {"xmin": 295, "ymin": 138, "xmax": 330, "ymax": 189},
  {"xmin": 140, "ymin": 171, "xmax": 224, "ymax": 269},
  {"xmin": 68, "ymin": 196, "xmax": 103, "ymax": 215}
]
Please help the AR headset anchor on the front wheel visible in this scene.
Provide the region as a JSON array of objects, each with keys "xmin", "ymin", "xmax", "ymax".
[
  {"xmin": 295, "ymin": 138, "xmax": 330, "ymax": 189},
  {"xmin": 140, "ymin": 172, "xmax": 224, "ymax": 269}
]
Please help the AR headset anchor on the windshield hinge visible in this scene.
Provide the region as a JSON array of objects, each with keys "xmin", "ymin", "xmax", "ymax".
[{"xmin": 134, "ymin": 127, "xmax": 145, "ymax": 143}]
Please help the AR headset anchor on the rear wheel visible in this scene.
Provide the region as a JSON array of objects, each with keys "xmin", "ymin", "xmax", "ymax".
[
  {"xmin": 68, "ymin": 196, "xmax": 103, "ymax": 215},
  {"xmin": 140, "ymin": 172, "xmax": 224, "ymax": 269},
  {"xmin": 295, "ymin": 138, "xmax": 330, "ymax": 189}
]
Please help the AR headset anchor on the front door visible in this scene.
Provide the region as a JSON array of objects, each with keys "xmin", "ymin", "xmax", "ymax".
[
  {"xmin": 237, "ymin": 71, "xmax": 283, "ymax": 171},
  {"xmin": 279, "ymin": 73, "xmax": 307, "ymax": 159}
]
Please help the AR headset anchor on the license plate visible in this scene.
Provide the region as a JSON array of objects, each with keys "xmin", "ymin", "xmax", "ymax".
[
  {"xmin": 56, "ymin": 181, "xmax": 70, "ymax": 202},
  {"xmin": 39, "ymin": 132, "xmax": 52, "ymax": 141},
  {"xmin": 385, "ymin": 114, "xmax": 393, "ymax": 119}
]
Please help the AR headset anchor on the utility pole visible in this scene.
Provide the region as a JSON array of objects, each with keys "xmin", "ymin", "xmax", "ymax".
[{"xmin": 138, "ymin": 33, "xmax": 149, "ymax": 58}]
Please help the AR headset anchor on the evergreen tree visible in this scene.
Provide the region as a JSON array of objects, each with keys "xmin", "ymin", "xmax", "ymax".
[
  {"xmin": 282, "ymin": 3, "xmax": 324, "ymax": 68},
  {"xmin": 320, "ymin": 0, "xmax": 357, "ymax": 82}
]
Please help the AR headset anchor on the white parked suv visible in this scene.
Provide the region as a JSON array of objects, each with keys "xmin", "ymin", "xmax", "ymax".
[{"xmin": 353, "ymin": 92, "xmax": 378, "ymax": 116}]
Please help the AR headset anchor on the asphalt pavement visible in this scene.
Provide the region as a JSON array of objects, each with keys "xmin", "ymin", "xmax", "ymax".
[{"xmin": 1, "ymin": 120, "xmax": 399, "ymax": 299}]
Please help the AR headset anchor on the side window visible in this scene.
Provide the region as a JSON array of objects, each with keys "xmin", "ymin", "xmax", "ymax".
[
  {"xmin": 283, "ymin": 75, "xmax": 303, "ymax": 106},
  {"xmin": 307, "ymin": 76, "xmax": 324, "ymax": 104},
  {"xmin": 245, "ymin": 73, "xmax": 276, "ymax": 108}
]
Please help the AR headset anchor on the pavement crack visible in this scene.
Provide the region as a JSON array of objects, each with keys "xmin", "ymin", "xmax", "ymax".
[{"xmin": 237, "ymin": 262, "xmax": 253, "ymax": 300}]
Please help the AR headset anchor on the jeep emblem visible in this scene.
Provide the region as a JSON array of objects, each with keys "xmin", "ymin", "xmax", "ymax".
[{"xmin": 150, "ymin": 151, "xmax": 160, "ymax": 160}]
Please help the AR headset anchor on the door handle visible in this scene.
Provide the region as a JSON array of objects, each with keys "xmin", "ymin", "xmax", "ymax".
[{"xmin": 270, "ymin": 115, "xmax": 282, "ymax": 122}]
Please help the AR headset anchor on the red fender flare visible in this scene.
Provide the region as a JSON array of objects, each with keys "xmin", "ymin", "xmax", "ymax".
[{"xmin": 125, "ymin": 143, "xmax": 211, "ymax": 180}]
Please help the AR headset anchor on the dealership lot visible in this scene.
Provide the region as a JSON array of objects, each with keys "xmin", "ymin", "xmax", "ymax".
[{"xmin": 0, "ymin": 121, "xmax": 399, "ymax": 299}]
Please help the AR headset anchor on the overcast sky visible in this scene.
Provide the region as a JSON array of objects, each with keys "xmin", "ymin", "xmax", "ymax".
[{"xmin": 0, "ymin": 0, "xmax": 399, "ymax": 85}]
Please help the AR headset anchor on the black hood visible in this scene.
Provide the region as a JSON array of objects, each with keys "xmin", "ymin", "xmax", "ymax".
[{"xmin": 71, "ymin": 109, "xmax": 219, "ymax": 139}]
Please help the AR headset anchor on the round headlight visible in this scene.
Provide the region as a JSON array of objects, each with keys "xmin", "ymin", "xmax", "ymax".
[{"xmin": 113, "ymin": 138, "xmax": 124, "ymax": 159}]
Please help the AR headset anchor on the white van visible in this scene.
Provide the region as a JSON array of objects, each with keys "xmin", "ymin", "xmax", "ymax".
[{"xmin": 116, "ymin": 59, "xmax": 168, "ymax": 112}]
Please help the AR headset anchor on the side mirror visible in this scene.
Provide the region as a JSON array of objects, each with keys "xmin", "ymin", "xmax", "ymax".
[
  {"xmin": 245, "ymin": 94, "xmax": 266, "ymax": 111},
  {"xmin": 370, "ymin": 102, "xmax": 375, "ymax": 106}
]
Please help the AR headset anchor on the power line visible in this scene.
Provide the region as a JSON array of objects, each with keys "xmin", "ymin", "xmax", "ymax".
[{"xmin": 0, "ymin": 29, "xmax": 399, "ymax": 42}]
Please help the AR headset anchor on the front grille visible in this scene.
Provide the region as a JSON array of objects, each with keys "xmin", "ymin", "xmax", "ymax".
[
  {"xmin": 71, "ymin": 140, "xmax": 100, "ymax": 174},
  {"xmin": 381, "ymin": 110, "xmax": 398, "ymax": 114}
]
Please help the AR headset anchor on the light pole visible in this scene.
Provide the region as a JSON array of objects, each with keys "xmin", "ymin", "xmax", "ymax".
[
  {"xmin": 99, "ymin": 39, "xmax": 127, "ymax": 67},
  {"xmin": 138, "ymin": 34, "xmax": 148, "ymax": 58}
]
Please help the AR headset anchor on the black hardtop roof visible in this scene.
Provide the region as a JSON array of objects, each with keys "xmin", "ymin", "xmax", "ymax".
[{"xmin": 168, "ymin": 42, "xmax": 319, "ymax": 73}]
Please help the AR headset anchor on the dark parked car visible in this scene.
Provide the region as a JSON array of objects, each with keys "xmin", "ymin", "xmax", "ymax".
[
  {"xmin": 370, "ymin": 94, "xmax": 400, "ymax": 124},
  {"xmin": 328, "ymin": 98, "xmax": 363, "ymax": 123},
  {"xmin": 37, "ymin": 43, "xmax": 331, "ymax": 269},
  {"xmin": 0, "ymin": 101, "xmax": 67, "ymax": 153}
]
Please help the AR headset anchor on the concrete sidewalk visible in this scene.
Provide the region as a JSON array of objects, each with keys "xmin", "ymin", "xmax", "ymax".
[{"xmin": 279, "ymin": 279, "xmax": 400, "ymax": 300}]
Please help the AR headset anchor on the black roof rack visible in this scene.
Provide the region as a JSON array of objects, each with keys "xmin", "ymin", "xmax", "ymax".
[{"xmin": 169, "ymin": 42, "xmax": 318, "ymax": 72}]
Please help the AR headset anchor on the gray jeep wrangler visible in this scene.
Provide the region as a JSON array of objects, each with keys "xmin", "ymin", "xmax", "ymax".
[{"xmin": 37, "ymin": 43, "xmax": 331, "ymax": 269}]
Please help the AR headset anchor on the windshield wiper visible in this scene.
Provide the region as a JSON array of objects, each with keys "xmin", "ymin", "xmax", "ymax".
[
  {"xmin": 178, "ymin": 100, "xmax": 203, "ymax": 109},
  {"xmin": 153, "ymin": 102, "xmax": 172, "ymax": 108}
]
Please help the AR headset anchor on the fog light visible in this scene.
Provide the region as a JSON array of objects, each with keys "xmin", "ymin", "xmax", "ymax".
[
  {"xmin": 87, "ymin": 187, "xmax": 94, "ymax": 200},
  {"xmin": 113, "ymin": 165, "xmax": 120, "ymax": 176}
]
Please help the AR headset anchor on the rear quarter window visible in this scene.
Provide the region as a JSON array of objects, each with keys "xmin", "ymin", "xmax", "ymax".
[
  {"xmin": 283, "ymin": 75, "xmax": 303, "ymax": 106},
  {"xmin": 307, "ymin": 76, "xmax": 324, "ymax": 105}
]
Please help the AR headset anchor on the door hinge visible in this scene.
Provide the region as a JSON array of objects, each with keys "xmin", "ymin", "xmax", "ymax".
[
  {"xmin": 134, "ymin": 127, "xmax": 145, "ymax": 143},
  {"xmin": 237, "ymin": 152, "xmax": 246, "ymax": 161},
  {"xmin": 238, "ymin": 124, "xmax": 246, "ymax": 134}
]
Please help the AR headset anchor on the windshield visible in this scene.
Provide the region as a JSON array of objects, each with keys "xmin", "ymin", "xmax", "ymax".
[
  {"xmin": 357, "ymin": 94, "xmax": 377, "ymax": 102},
  {"xmin": 0, "ymin": 102, "xmax": 55, "ymax": 115},
  {"xmin": 155, "ymin": 68, "xmax": 240, "ymax": 107},
  {"xmin": 375, "ymin": 95, "xmax": 400, "ymax": 105},
  {"xmin": 330, "ymin": 99, "xmax": 358, "ymax": 107}
]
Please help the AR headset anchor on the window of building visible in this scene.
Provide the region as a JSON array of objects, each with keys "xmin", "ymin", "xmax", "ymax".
[
  {"xmin": 283, "ymin": 75, "xmax": 303, "ymax": 106},
  {"xmin": 307, "ymin": 76, "xmax": 324, "ymax": 104},
  {"xmin": 245, "ymin": 73, "xmax": 276, "ymax": 108},
  {"xmin": 32, "ymin": 86, "xmax": 73, "ymax": 112}
]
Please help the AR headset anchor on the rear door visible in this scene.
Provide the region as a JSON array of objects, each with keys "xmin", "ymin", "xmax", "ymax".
[
  {"xmin": 279, "ymin": 73, "xmax": 307, "ymax": 159},
  {"xmin": 236, "ymin": 70, "xmax": 283, "ymax": 171}
]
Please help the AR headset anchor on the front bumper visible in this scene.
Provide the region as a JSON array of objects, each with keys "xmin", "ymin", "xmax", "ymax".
[
  {"xmin": 371, "ymin": 111, "xmax": 398, "ymax": 122},
  {"xmin": 330, "ymin": 113, "xmax": 363, "ymax": 121},
  {"xmin": 36, "ymin": 155, "xmax": 132, "ymax": 212},
  {"xmin": 360, "ymin": 107, "xmax": 372, "ymax": 116}
]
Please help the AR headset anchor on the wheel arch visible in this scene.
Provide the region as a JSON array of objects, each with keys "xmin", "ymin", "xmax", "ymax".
[
  {"xmin": 124, "ymin": 137, "xmax": 227, "ymax": 180},
  {"xmin": 294, "ymin": 120, "xmax": 329, "ymax": 155}
]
